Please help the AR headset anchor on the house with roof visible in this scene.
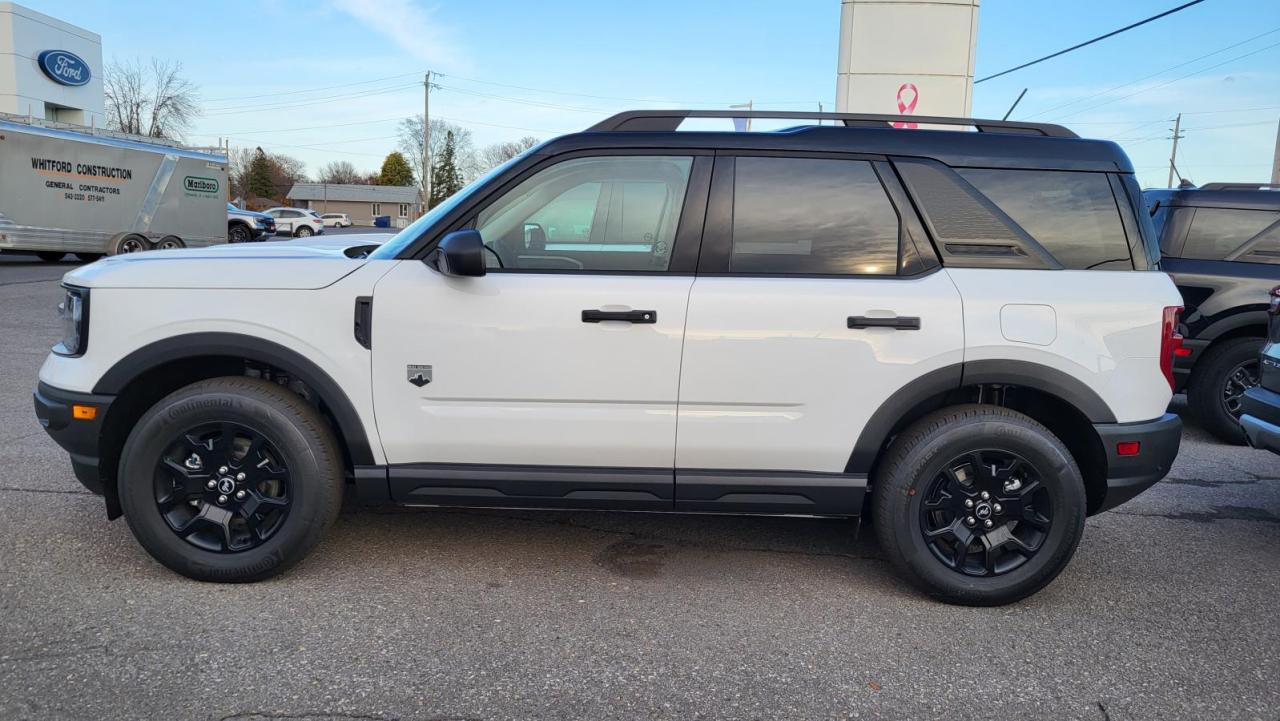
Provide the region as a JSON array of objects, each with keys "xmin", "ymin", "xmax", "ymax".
[{"xmin": 286, "ymin": 183, "xmax": 424, "ymax": 227}]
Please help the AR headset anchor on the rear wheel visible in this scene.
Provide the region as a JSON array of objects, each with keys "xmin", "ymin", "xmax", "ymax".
[
  {"xmin": 110, "ymin": 234, "xmax": 150, "ymax": 255},
  {"xmin": 157, "ymin": 236, "xmax": 185, "ymax": 250},
  {"xmin": 295, "ymin": 225, "xmax": 313, "ymax": 238},
  {"xmin": 118, "ymin": 377, "xmax": 343, "ymax": 582},
  {"xmin": 872, "ymin": 404, "xmax": 1086, "ymax": 606},
  {"xmin": 36, "ymin": 251, "xmax": 66, "ymax": 262},
  {"xmin": 1188, "ymin": 336, "xmax": 1262, "ymax": 444}
]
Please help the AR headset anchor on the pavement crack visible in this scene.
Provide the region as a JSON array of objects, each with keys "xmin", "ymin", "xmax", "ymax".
[
  {"xmin": 1097, "ymin": 701, "xmax": 1112, "ymax": 721},
  {"xmin": 0, "ymin": 486, "xmax": 93, "ymax": 496},
  {"xmin": 1111, "ymin": 504, "xmax": 1280, "ymax": 525}
]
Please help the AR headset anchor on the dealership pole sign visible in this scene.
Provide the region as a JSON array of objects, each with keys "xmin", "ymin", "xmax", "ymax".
[{"xmin": 37, "ymin": 50, "xmax": 91, "ymax": 87}]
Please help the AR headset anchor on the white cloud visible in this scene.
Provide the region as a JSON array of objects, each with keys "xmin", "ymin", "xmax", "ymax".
[{"xmin": 329, "ymin": 0, "xmax": 466, "ymax": 70}]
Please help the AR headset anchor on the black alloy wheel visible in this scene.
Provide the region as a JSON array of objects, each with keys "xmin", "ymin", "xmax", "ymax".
[
  {"xmin": 154, "ymin": 421, "xmax": 291, "ymax": 553},
  {"xmin": 1220, "ymin": 358, "xmax": 1260, "ymax": 418},
  {"xmin": 919, "ymin": 449, "xmax": 1052, "ymax": 577},
  {"xmin": 228, "ymin": 224, "xmax": 251, "ymax": 243}
]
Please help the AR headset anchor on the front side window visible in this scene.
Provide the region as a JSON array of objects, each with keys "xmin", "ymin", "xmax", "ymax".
[
  {"xmin": 476, "ymin": 155, "xmax": 693, "ymax": 272},
  {"xmin": 959, "ymin": 169, "xmax": 1132, "ymax": 270},
  {"xmin": 1182, "ymin": 208, "xmax": 1280, "ymax": 260},
  {"xmin": 730, "ymin": 157, "xmax": 900, "ymax": 275}
]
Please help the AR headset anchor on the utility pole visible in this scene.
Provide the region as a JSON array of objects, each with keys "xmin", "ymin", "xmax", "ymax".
[
  {"xmin": 1271, "ymin": 118, "xmax": 1279, "ymax": 185},
  {"xmin": 1167, "ymin": 113, "xmax": 1183, "ymax": 189},
  {"xmin": 422, "ymin": 71, "xmax": 431, "ymax": 209}
]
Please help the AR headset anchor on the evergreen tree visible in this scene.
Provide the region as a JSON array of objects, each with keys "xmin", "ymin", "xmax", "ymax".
[
  {"xmin": 247, "ymin": 147, "xmax": 276, "ymax": 199},
  {"xmin": 377, "ymin": 151, "xmax": 415, "ymax": 186},
  {"xmin": 429, "ymin": 131, "xmax": 465, "ymax": 207}
]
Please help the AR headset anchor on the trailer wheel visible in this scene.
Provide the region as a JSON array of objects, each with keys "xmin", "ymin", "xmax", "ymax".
[
  {"xmin": 111, "ymin": 234, "xmax": 150, "ymax": 255},
  {"xmin": 157, "ymin": 236, "xmax": 185, "ymax": 250},
  {"xmin": 36, "ymin": 252, "xmax": 67, "ymax": 262},
  {"xmin": 74, "ymin": 253, "xmax": 104, "ymax": 263}
]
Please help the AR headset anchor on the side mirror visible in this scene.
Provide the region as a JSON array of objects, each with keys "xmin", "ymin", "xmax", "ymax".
[{"xmin": 431, "ymin": 229, "xmax": 487, "ymax": 277}]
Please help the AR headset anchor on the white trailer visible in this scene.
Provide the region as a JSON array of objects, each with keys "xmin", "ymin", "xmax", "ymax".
[{"xmin": 0, "ymin": 113, "xmax": 228, "ymax": 261}]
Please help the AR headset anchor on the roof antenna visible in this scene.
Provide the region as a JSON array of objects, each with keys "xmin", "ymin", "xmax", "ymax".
[
  {"xmin": 1002, "ymin": 89, "xmax": 1028, "ymax": 121},
  {"xmin": 1171, "ymin": 161, "xmax": 1195, "ymax": 189}
]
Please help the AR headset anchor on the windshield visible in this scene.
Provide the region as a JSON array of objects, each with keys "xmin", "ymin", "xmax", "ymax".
[{"xmin": 370, "ymin": 153, "xmax": 529, "ymax": 259}]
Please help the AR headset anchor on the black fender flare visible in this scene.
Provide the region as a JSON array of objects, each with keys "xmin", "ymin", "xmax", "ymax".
[
  {"xmin": 1199, "ymin": 309, "xmax": 1268, "ymax": 343},
  {"xmin": 93, "ymin": 332, "xmax": 375, "ymax": 465},
  {"xmin": 846, "ymin": 360, "xmax": 1115, "ymax": 475}
]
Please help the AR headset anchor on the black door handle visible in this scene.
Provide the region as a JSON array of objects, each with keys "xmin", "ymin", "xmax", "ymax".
[
  {"xmin": 582, "ymin": 309, "xmax": 657, "ymax": 324},
  {"xmin": 847, "ymin": 316, "xmax": 921, "ymax": 330}
]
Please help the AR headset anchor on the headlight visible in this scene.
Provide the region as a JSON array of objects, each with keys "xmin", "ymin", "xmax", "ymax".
[{"xmin": 53, "ymin": 286, "xmax": 88, "ymax": 357}]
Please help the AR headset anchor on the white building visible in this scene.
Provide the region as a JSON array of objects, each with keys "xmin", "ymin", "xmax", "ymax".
[{"xmin": 0, "ymin": 2, "xmax": 104, "ymax": 126}]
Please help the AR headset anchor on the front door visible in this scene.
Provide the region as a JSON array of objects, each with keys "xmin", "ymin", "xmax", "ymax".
[{"xmin": 370, "ymin": 153, "xmax": 708, "ymax": 508}]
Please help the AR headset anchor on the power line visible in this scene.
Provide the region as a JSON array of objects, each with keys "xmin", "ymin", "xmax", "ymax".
[
  {"xmin": 1025, "ymin": 26, "xmax": 1280, "ymax": 119},
  {"xmin": 203, "ymin": 82, "xmax": 420, "ymax": 116},
  {"xmin": 204, "ymin": 71, "xmax": 425, "ymax": 103},
  {"xmin": 975, "ymin": 0, "xmax": 1207, "ymax": 83}
]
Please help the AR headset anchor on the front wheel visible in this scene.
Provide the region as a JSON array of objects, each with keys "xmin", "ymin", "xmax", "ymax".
[
  {"xmin": 228, "ymin": 224, "xmax": 252, "ymax": 243},
  {"xmin": 872, "ymin": 405, "xmax": 1086, "ymax": 606},
  {"xmin": 118, "ymin": 377, "xmax": 343, "ymax": 582},
  {"xmin": 294, "ymin": 225, "xmax": 313, "ymax": 238}
]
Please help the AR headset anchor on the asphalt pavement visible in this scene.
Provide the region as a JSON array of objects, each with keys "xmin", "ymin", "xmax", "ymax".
[{"xmin": 0, "ymin": 256, "xmax": 1277, "ymax": 721}]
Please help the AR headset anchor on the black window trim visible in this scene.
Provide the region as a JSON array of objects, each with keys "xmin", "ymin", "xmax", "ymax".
[
  {"xmin": 695, "ymin": 149, "xmax": 939, "ymax": 279},
  {"xmin": 400, "ymin": 148, "xmax": 714, "ymax": 277}
]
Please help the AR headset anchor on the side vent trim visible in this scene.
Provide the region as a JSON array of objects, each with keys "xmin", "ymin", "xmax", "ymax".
[{"xmin": 354, "ymin": 296, "xmax": 373, "ymax": 350}]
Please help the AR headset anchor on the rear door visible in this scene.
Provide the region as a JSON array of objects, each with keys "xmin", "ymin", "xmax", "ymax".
[{"xmin": 673, "ymin": 154, "xmax": 964, "ymax": 513}]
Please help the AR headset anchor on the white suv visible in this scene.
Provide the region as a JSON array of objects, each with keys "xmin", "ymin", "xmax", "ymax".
[
  {"xmin": 263, "ymin": 207, "xmax": 325, "ymax": 237},
  {"xmin": 34, "ymin": 111, "xmax": 1183, "ymax": 605}
]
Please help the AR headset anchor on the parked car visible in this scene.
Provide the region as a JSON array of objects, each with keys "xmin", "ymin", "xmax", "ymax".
[
  {"xmin": 262, "ymin": 207, "xmax": 325, "ymax": 237},
  {"xmin": 320, "ymin": 213, "xmax": 352, "ymax": 228},
  {"xmin": 1143, "ymin": 182, "xmax": 1280, "ymax": 443},
  {"xmin": 1240, "ymin": 286, "xmax": 1280, "ymax": 454},
  {"xmin": 226, "ymin": 203, "xmax": 275, "ymax": 242},
  {"xmin": 34, "ymin": 110, "xmax": 1182, "ymax": 605}
]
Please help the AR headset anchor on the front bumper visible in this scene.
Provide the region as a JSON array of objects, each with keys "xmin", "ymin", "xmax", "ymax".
[
  {"xmin": 33, "ymin": 381, "xmax": 114, "ymax": 494},
  {"xmin": 1092, "ymin": 413, "xmax": 1182, "ymax": 513},
  {"xmin": 1240, "ymin": 385, "xmax": 1280, "ymax": 455}
]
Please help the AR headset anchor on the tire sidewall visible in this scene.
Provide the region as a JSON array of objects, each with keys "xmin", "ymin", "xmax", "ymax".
[
  {"xmin": 119, "ymin": 385, "xmax": 336, "ymax": 581},
  {"xmin": 883, "ymin": 416, "xmax": 1086, "ymax": 604},
  {"xmin": 1190, "ymin": 337, "xmax": 1261, "ymax": 443}
]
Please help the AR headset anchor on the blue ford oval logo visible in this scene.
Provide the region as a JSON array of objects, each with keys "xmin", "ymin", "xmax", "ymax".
[{"xmin": 37, "ymin": 50, "xmax": 91, "ymax": 87}]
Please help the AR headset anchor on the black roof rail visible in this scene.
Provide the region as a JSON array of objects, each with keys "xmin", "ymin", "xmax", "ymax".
[
  {"xmin": 586, "ymin": 110, "xmax": 1079, "ymax": 138},
  {"xmin": 1198, "ymin": 182, "xmax": 1280, "ymax": 191}
]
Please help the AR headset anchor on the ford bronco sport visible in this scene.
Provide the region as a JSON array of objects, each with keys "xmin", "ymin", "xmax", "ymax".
[
  {"xmin": 34, "ymin": 110, "xmax": 1183, "ymax": 605},
  {"xmin": 1144, "ymin": 182, "xmax": 1280, "ymax": 443}
]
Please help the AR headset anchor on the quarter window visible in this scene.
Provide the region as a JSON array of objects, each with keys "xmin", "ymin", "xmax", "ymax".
[
  {"xmin": 1182, "ymin": 208, "xmax": 1280, "ymax": 260},
  {"xmin": 959, "ymin": 169, "xmax": 1132, "ymax": 270},
  {"xmin": 730, "ymin": 157, "xmax": 900, "ymax": 275},
  {"xmin": 476, "ymin": 155, "xmax": 693, "ymax": 272}
]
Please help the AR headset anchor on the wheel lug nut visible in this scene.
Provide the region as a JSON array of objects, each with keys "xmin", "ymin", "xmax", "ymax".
[
  {"xmin": 218, "ymin": 466, "xmax": 228, "ymax": 474},
  {"xmin": 236, "ymin": 472, "xmax": 246, "ymax": 482},
  {"xmin": 964, "ymin": 499, "xmax": 974, "ymax": 509},
  {"xmin": 206, "ymin": 479, "xmax": 217, "ymax": 489},
  {"xmin": 217, "ymin": 494, "xmax": 228, "ymax": 504},
  {"xmin": 983, "ymin": 519, "xmax": 994, "ymax": 529},
  {"xmin": 235, "ymin": 490, "xmax": 246, "ymax": 500},
  {"xmin": 965, "ymin": 516, "xmax": 976, "ymax": 527},
  {"xmin": 980, "ymin": 491, "xmax": 990, "ymax": 500},
  {"xmin": 993, "ymin": 503, "xmax": 1003, "ymax": 514}
]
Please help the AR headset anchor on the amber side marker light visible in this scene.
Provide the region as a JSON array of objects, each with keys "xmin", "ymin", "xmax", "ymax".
[
  {"xmin": 1116, "ymin": 441, "xmax": 1141, "ymax": 457},
  {"xmin": 71, "ymin": 404, "xmax": 97, "ymax": 420}
]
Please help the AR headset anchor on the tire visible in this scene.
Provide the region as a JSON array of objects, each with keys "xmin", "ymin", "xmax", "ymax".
[
  {"xmin": 74, "ymin": 253, "xmax": 104, "ymax": 263},
  {"xmin": 1187, "ymin": 336, "xmax": 1263, "ymax": 444},
  {"xmin": 871, "ymin": 404, "xmax": 1087, "ymax": 606},
  {"xmin": 36, "ymin": 251, "xmax": 66, "ymax": 262},
  {"xmin": 118, "ymin": 377, "xmax": 343, "ymax": 582},
  {"xmin": 110, "ymin": 234, "xmax": 150, "ymax": 255},
  {"xmin": 295, "ymin": 225, "xmax": 313, "ymax": 238},
  {"xmin": 228, "ymin": 224, "xmax": 252, "ymax": 243},
  {"xmin": 157, "ymin": 236, "xmax": 185, "ymax": 250}
]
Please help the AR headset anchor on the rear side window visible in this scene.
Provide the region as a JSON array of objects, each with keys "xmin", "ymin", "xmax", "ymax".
[
  {"xmin": 731, "ymin": 157, "xmax": 899, "ymax": 275},
  {"xmin": 958, "ymin": 169, "xmax": 1132, "ymax": 270},
  {"xmin": 1182, "ymin": 208, "xmax": 1280, "ymax": 260}
]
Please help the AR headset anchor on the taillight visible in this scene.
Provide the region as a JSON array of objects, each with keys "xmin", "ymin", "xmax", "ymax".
[{"xmin": 1160, "ymin": 306, "xmax": 1183, "ymax": 391}]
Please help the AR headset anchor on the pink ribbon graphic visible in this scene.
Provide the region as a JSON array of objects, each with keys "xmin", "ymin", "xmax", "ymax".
[{"xmin": 892, "ymin": 83, "xmax": 919, "ymax": 129}]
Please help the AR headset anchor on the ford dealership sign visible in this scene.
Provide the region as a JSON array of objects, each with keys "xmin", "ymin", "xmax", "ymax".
[{"xmin": 37, "ymin": 50, "xmax": 91, "ymax": 87}]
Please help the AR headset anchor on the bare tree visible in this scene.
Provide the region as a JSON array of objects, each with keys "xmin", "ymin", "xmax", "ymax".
[
  {"xmin": 478, "ymin": 137, "xmax": 541, "ymax": 172},
  {"xmin": 317, "ymin": 160, "xmax": 365, "ymax": 184},
  {"xmin": 104, "ymin": 58, "xmax": 199, "ymax": 140},
  {"xmin": 397, "ymin": 116, "xmax": 480, "ymax": 185}
]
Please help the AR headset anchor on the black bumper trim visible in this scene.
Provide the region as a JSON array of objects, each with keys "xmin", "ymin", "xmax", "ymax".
[
  {"xmin": 1240, "ymin": 385, "xmax": 1280, "ymax": 454},
  {"xmin": 1092, "ymin": 413, "xmax": 1182, "ymax": 514},
  {"xmin": 33, "ymin": 381, "xmax": 114, "ymax": 495}
]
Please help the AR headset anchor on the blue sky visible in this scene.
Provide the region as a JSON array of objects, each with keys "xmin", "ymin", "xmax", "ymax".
[{"xmin": 28, "ymin": 0, "xmax": 1280, "ymax": 188}]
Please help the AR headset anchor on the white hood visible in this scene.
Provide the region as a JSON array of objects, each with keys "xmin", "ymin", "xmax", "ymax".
[{"xmin": 63, "ymin": 236, "xmax": 387, "ymax": 290}]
